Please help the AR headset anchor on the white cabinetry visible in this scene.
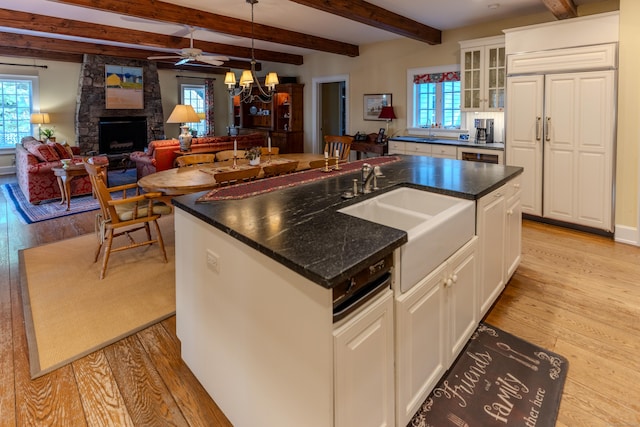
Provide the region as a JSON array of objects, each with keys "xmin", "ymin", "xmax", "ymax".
[
  {"xmin": 506, "ymin": 44, "xmax": 616, "ymax": 231},
  {"xmin": 389, "ymin": 140, "xmax": 456, "ymax": 159},
  {"xmin": 395, "ymin": 237, "xmax": 477, "ymax": 426},
  {"xmin": 334, "ymin": 289, "xmax": 394, "ymax": 427},
  {"xmin": 460, "ymin": 36, "xmax": 505, "ymax": 112},
  {"xmin": 476, "ymin": 176, "xmax": 521, "ymax": 317}
]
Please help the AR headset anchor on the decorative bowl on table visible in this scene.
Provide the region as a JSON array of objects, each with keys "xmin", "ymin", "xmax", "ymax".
[{"xmin": 60, "ymin": 159, "xmax": 73, "ymax": 169}]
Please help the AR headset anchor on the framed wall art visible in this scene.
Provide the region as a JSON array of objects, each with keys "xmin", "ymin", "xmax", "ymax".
[
  {"xmin": 105, "ymin": 65, "xmax": 144, "ymax": 109},
  {"xmin": 363, "ymin": 93, "xmax": 391, "ymax": 121}
]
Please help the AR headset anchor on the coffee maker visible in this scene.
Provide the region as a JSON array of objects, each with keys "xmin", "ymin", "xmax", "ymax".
[{"xmin": 474, "ymin": 118, "xmax": 494, "ymax": 144}]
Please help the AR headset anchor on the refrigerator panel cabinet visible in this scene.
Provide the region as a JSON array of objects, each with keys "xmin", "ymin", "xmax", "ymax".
[
  {"xmin": 506, "ymin": 75, "xmax": 544, "ymax": 216},
  {"xmin": 506, "ymin": 69, "xmax": 615, "ymax": 232}
]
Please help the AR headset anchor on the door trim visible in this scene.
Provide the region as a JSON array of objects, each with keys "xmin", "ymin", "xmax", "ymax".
[{"xmin": 312, "ymin": 74, "xmax": 349, "ymax": 154}]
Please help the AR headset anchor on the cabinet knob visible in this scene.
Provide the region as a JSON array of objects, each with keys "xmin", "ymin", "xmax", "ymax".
[
  {"xmin": 507, "ymin": 209, "xmax": 513, "ymax": 215},
  {"xmin": 513, "ymin": 183, "xmax": 520, "ymax": 189}
]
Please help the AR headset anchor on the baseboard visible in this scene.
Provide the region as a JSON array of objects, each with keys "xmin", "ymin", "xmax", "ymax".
[
  {"xmin": 614, "ymin": 224, "xmax": 639, "ymax": 247},
  {"xmin": 0, "ymin": 166, "xmax": 16, "ymax": 175}
]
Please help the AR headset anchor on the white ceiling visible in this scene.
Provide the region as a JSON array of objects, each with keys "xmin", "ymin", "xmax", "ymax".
[{"xmin": 3, "ymin": 0, "xmax": 606, "ymax": 59}]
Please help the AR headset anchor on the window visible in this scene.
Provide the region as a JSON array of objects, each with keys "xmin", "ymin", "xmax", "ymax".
[
  {"xmin": 181, "ymin": 84, "xmax": 206, "ymax": 136},
  {"xmin": 0, "ymin": 75, "xmax": 39, "ymax": 149},
  {"xmin": 407, "ymin": 65, "xmax": 461, "ymax": 130}
]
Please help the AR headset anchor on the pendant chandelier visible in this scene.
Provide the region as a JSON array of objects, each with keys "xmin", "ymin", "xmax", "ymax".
[{"xmin": 225, "ymin": 0, "xmax": 279, "ymax": 103}]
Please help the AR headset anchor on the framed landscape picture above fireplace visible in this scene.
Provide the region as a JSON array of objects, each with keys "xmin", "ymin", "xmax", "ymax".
[{"xmin": 105, "ymin": 65, "xmax": 144, "ymax": 109}]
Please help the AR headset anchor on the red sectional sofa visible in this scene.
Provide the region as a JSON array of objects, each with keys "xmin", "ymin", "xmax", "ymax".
[
  {"xmin": 129, "ymin": 133, "xmax": 266, "ymax": 179},
  {"xmin": 16, "ymin": 137, "xmax": 93, "ymax": 204}
]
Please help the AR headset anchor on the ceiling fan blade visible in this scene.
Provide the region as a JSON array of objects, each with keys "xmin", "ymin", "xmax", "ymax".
[
  {"xmin": 147, "ymin": 55, "xmax": 182, "ymax": 60},
  {"xmin": 195, "ymin": 57, "xmax": 224, "ymax": 66},
  {"xmin": 175, "ymin": 58, "xmax": 191, "ymax": 66},
  {"xmin": 201, "ymin": 54, "xmax": 230, "ymax": 62}
]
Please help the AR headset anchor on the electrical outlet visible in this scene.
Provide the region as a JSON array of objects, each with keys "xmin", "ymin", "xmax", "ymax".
[{"xmin": 206, "ymin": 249, "xmax": 220, "ymax": 274}]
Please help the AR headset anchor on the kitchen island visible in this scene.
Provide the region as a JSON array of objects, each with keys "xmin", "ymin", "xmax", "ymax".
[{"xmin": 172, "ymin": 155, "xmax": 522, "ymax": 427}]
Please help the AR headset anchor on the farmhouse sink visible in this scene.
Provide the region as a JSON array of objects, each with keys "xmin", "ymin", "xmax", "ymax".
[{"xmin": 339, "ymin": 187, "xmax": 475, "ymax": 292}]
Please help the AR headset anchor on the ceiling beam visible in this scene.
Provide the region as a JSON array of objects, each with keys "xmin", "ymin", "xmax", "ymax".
[
  {"xmin": 0, "ymin": 9, "xmax": 302, "ymax": 66},
  {"xmin": 52, "ymin": 0, "xmax": 360, "ymax": 57},
  {"xmin": 288, "ymin": 0, "xmax": 441, "ymax": 45},
  {"xmin": 541, "ymin": 0, "xmax": 578, "ymax": 19},
  {"xmin": 0, "ymin": 32, "xmax": 258, "ymax": 70}
]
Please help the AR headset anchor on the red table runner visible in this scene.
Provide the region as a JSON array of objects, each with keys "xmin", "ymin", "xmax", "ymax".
[{"xmin": 196, "ymin": 156, "xmax": 400, "ymax": 202}]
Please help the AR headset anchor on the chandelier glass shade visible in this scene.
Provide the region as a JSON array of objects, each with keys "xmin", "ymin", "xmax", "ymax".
[{"xmin": 225, "ymin": 0, "xmax": 278, "ymax": 103}]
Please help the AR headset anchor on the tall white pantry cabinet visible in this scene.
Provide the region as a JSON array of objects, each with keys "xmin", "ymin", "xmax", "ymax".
[{"xmin": 504, "ymin": 13, "xmax": 619, "ymax": 232}]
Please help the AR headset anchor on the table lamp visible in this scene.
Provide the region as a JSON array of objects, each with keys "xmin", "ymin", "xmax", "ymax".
[
  {"xmin": 378, "ymin": 106, "xmax": 397, "ymax": 135},
  {"xmin": 167, "ymin": 105, "xmax": 201, "ymax": 152},
  {"xmin": 30, "ymin": 113, "xmax": 50, "ymax": 140}
]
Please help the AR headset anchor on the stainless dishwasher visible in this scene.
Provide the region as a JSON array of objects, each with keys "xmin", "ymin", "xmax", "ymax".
[{"xmin": 332, "ymin": 253, "xmax": 393, "ymax": 322}]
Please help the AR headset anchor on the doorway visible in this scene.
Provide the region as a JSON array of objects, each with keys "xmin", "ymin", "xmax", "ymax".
[{"xmin": 312, "ymin": 75, "xmax": 349, "ymax": 153}]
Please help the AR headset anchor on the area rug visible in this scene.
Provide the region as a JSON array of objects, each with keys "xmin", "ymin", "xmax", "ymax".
[
  {"xmin": 2, "ymin": 169, "xmax": 137, "ymax": 224},
  {"xmin": 409, "ymin": 323, "xmax": 568, "ymax": 427},
  {"xmin": 20, "ymin": 215, "xmax": 175, "ymax": 379}
]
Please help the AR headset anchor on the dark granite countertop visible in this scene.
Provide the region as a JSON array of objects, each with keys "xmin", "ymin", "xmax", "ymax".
[
  {"xmin": 172, "ymin": 155, "xmax": 522, "ymax": 289},
  {"xmin": 389, "ymin": 136, "xmax": 505, "ymax": 151}
]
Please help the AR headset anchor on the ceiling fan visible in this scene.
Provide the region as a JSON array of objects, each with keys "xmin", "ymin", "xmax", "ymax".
[{"xmin": 147, "ymin": 28, "xmax": 229, "ymax": 66}]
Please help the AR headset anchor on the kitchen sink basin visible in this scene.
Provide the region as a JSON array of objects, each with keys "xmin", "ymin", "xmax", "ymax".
[{"xmin": 339, "ymin": 187, "xmax": 475, "ymax": 292}]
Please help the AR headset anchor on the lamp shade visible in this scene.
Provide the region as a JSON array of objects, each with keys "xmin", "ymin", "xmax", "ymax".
[
  {"xmin": 30, "ymin": 113, "xmax": 50, "ymax": 124},
  {"xmin": 224, "ymin": 72, "xmax": 236, "ymax": 87},
  {"xmin": 239, "ymin": 70, "xmax": 254, "ymax": 87},
  {"xmin": 166, "ymin": 105, "xmax": 201, "ymax": 124},
  {"xmin": 378, "ymin": 106, "xmax": 397, "ymax": 120}
]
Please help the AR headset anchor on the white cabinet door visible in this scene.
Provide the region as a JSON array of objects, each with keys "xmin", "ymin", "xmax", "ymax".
[
  {"xmin": 506, "ymin": 75, "xmax": 544, "ymax": 216},
  {"xmin": 395, "ymin": 262, "xmax": 447, "ymax": 427},
  {"xmin": 505, "ymin": 177, "xmax": 522, "ymax": 280},
  {"xmin": 446, "ymin": 238, "xmax": 478, "ymax": 361},
  {"xmin": 388, "ymin": 140, "xmax": 405, "ymax": 155},
  {"xmin": 461, "ymin": 39, "xmax": 505, "ymax": 112},
  {"xmin": 334, "ymin": 289, "xmax": 394, "ymax": 427},
  {"xmin": 430, "ymin": 144, "xmax": 457, "ymax": 159},
  {"xmin": 404, "ymin": 142, "xmax": 432, "ymax": 156},
  {"xmin": 476, "ymin": 184, "xmax": 507, "ymax": 317},
  {"xmin": 543, "ymin": 71, "xmax": 615, "ymax": 230},
  {"xmin": 394, "ymin": 237, "xmax": 477, "ymax": 427}
]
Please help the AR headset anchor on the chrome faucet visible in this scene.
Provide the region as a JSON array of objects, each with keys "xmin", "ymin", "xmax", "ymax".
[{"xmin": 361, "ymin": 163, "xmax": 383, "ymax": 194}]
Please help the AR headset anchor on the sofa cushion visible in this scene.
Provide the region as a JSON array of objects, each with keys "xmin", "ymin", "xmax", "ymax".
[{"xmin": 27, "ymin": 143, "xmax": 60, "ymax": 162}]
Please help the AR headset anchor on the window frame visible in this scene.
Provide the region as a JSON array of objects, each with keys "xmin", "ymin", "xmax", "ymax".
[
  {"xmin": 0, "ymin": 74, "xmax": 40, "ymax": 151},
  {"xmin": 180, "ymin": 83, "xmax": 206, "ymax": 136},
  {"xmin": 406, "ymin": 64, "xmax": 464, "ymax": 137}
]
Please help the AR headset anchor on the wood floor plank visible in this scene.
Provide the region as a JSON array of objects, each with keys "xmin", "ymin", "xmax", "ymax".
[
  {"xmin": 72, "ymin": 351, "xmax": 135, "ymax": 426},
  {"xmin": 0, "ymin": 187, "xmax": 16, "ymax": 427},
  {"xmin": 103, "ymin": 335, "xmax": 189, "ymax": 426},
  {"xmin": 10, "ymin": 229, "xmax": 87, "ymax": 426},
  {"xmin": 138, "ymin": 323, "xmax": 233, "ymax": 426}
]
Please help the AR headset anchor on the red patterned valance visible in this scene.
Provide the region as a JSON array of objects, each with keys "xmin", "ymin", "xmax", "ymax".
[{"xmin": 413, "ymin": 71, "xmax": 460, "ymax": 84}]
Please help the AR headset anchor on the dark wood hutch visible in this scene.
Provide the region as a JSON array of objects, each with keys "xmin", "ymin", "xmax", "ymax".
[{"xmin": 234, "ymin": 83, "xmax": 304, "ymax": 153}]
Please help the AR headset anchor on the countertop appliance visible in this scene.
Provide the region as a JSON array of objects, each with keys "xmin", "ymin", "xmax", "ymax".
[{"xmin": 474, "ymin": 118, "xmax": 494, "ymax": 144}]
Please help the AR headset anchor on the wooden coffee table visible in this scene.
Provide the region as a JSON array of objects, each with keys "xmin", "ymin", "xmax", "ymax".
[{"xmin": 52, "ymin": 164, "xmax": 89, "ymax": 211}]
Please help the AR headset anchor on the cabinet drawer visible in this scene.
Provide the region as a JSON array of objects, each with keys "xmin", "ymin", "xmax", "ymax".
[
  {"xmin": 431, "ymin": 145, "xmax": 457, "ymax": 158},
  {"xmin": 505, "ymin": 174, "xmax": 522, "ymax": 198},
  {"xmin": 405, "ymin": 143, "xmax": 432, "ymax": 155},
  {"xmin": 388, "ymin": 141, "xmax": 405, "ymax": 154}
]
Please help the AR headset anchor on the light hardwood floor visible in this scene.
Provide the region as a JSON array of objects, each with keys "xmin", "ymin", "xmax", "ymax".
[{"xmin": 1, "ymin": 174, "xmax": 639, "ymax": 426}]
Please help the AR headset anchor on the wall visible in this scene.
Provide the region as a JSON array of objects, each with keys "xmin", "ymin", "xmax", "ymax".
[{"xmin": 615, "ymin": 0, "xmax": 639, "ymax": 237}]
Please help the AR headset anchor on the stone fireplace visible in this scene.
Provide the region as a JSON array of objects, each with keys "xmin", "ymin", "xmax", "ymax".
[{"xmin": 76, "ymin": 54, "xmax": 164, "ymax": 154}]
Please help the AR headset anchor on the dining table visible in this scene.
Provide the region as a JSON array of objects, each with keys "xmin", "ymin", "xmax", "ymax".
[{"xmin": 137, "ymin": 153, "xmax": 326, "ymax": 196}]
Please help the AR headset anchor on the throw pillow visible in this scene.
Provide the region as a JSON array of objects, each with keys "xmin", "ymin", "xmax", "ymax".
[
  {"xmin": 62, "ymin": 142, "xmax": 75, "ymax": 159},
  {"xmin": 48, "ymin": 142, "xmax": 71, "ymax": 159},
  {"xmin": 27, "ymin": 143, "xmax": 60, "ymax": 162}
]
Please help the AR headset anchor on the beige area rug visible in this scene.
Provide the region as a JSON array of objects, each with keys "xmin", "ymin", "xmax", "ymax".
[{"xmin": 20, "ymin": 215, "xmax": 175, "ymax": 379}]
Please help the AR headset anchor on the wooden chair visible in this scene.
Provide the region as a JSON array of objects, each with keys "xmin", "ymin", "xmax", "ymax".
[
  {"xmin": 260, "ymin": 146, "xmax": 280, "ymax": 156},
  {"xmin": 309, "ymin": 158, "xmax": 339, "ymax": 169},
  {"xmin": 216, "ymin": 150, "xmax": 246, "ymax": 162},
  {"xmin": 175, "ymin": 154, "xmax": 216, "ymax": 167},
  {"xmin": 214, "ymin": 167, "xmax": 261, "ymax": 186},
  {"xmin": 84, "ymin": 158, "xmax": 171, "ymax": 279},
  {"xmin": 323, "ymin": 135, "xmax": 352, "ymax": 162},
  {"xmin": 263, "ymin": 161, "xmax": 299, "ymax": 178}
]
